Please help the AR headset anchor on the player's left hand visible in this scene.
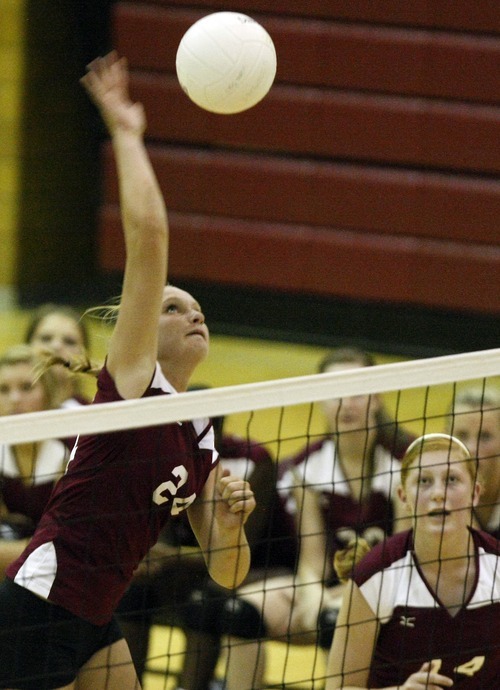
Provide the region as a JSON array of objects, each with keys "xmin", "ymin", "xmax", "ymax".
[{"xmin": 216, "ymin": 468, "xmax": 256, "ymax": 526}]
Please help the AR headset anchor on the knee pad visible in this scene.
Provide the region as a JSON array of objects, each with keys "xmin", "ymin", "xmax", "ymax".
[
  {"xmin": 218, "ymin": 597, "xmax": 267, "ymax": 639},
  {"xmin": 182, "ymin": 587, "xmax": 228, "ymax": 636},
  {"xmin": 317, "ymin": 607, "xmax": 339, "ymax": 649}
]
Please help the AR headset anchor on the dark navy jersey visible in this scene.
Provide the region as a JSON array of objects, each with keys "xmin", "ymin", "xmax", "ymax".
[
  {"xmin": 354, "ymin": 529, "xmax": 500, "ymax": 688},
  {"xmin": 8, "ymin": 364, "xmax": 218, "ymax": 624}
]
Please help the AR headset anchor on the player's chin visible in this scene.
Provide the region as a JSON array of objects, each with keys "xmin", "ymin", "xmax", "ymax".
[{"xmin": 187, "ymin": 335, "xmax": 209, "ymax": 358}]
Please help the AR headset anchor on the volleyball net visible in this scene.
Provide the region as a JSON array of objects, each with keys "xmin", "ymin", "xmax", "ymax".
[{"xmin": 0, "ymin": 347, "xmax": 498, "ymax": 689}]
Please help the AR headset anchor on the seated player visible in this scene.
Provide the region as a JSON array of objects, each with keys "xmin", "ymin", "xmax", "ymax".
[
  {"xmin": 325, "ymin": 433, "xmax": 499, "ymax": 689},
  {"xmin": 219, "ymin": 348, "xmax": 413, "ymax": 690},
  {"xmin": 0, "ymin": 345, "xmax": 69, "ymax": 578}
]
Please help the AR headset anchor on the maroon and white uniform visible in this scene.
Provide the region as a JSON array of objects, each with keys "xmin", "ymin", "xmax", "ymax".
[
  {"xmin": 353, "ymin": 529, "xmax": 500, "ymax": 688},
  {"xmin": 278, "ymin": 438, "xmax": 400, "ymax": 581},
  {"xmin": 0, "ymin": 440, "xmax": 68, "ymax": 524},
  {"xmin": 7, "ymin": 363, "xmax": 218, "ymax": 625}
]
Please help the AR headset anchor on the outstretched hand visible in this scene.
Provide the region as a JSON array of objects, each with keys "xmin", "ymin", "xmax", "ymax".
[
  {"xmin": 80, "ymin": 51, "xmax": 146, "ymax": 137},
  {"xmin": 215, "ymin": 468, "xmax": 256, "ymax": 528},
  {"xmin": 402, "ymin": 661, "xmax": 453, "ymax": 689}
]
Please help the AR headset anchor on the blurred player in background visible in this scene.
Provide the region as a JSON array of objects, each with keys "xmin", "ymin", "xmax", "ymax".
[
  {"xmin": 219, "ymin": 348, "xmax": 413, "ymax": 690},
  {"xmin": 0, "ymin": 345, "xmax": 68, "ymax": 578},
  {"xmin": 25, "ymin": 303, "xmax": 92, "ymax": 408},
  {"xmin": 448, "ymin": 386, "xmax": 499, "ymax": 538}
]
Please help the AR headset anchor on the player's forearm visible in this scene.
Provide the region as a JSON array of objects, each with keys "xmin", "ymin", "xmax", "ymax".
[
  {"xmin": 326, "ymin": 681, "xmax": 381, "ymax": 690},
  {"xmin": 112, "ymin": 130, "xmax": 168, "ymax": 248},
  {"xmin": 326, "ymin": 676, "xmax": 400, "ymax": 690},
  {"xmin": 297, "ymin": 559, "xmax": 325, "ymax": 585},
  {"xmin": 205, "ymin": 526, "xmax": 251, "ymax": 589}
]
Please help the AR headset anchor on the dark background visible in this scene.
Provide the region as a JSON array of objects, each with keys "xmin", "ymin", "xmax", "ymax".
[{"xmin": 16, "ymin": 1, "xmax": 499, "ymax": 356}]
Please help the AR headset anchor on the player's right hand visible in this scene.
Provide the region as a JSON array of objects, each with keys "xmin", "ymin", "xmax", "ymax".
[{"xmin": 80, "ymin": 52, "xmax": 146, "ymax": 137}]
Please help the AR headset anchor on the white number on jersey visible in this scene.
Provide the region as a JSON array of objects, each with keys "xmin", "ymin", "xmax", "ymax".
[
  {"xmin": 430, "ymin": 656, "xmax": 485, "ymax": 679},
  {"xmin": 152, "ymin": 465, "xmax": 196, "ymax": 515},
  {"xmin": 454, "ymin": 656, "xmax": 485, "ymax": 677}
]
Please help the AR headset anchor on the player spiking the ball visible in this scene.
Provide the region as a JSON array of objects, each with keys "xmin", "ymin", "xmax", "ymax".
[{"xmin": 0, "ymin": 52, "xmax": 255, "ymax": 690}]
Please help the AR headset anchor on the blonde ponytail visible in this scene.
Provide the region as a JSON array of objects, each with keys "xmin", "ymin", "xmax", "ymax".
[{"xmin": 33, "ymin": 348, "xmax": 101, "ymax": 381}]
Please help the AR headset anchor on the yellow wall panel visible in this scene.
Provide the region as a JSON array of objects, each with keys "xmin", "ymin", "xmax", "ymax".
[{"xmin": 0, "ymin": 0, "xmax": 25, "ymax": 298}]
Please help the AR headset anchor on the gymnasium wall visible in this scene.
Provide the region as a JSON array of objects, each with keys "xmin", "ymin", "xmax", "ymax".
[
  {"xmin": 14, "ymin": 0, "xmax": 114, "ymax": 307},
  {"xmin": 13, "ymin": 2, "xmax": 497, "ymax": 352},
  {"xmin": 0, "ymin": 0, "xmax": 25, "ymax": 307},
  {"xmin": 96, "ymin": 1, "xmax": 500, "ymax": 353}
]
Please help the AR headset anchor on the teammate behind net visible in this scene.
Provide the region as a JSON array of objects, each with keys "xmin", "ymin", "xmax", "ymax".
[
  {"xmin": 326, "ymin": 433, "xmax": 500, "ymax": 689},
  {"xmin": 0, "ymin": 53, "xmax": 255, "ymax": 690}
]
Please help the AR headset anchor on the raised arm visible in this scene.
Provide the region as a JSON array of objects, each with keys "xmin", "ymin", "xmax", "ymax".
[{"xmin": 81, "ymin": 53, "xmax": 168, "ymax": 398}]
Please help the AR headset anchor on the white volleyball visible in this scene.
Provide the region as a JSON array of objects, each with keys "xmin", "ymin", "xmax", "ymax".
[{"xmin": 176, "ymin": 12, "xmax": 277, "ymax": 115}]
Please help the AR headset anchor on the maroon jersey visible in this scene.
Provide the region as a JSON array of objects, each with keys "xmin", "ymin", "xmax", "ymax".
[
  {"xmin": 59, "ymin": 393, "xmax": 90, "ymax": 450},
  {"xmin": 354, "ymin": 529, "xmax": 500, "ymax": 688},
  {"xmin": 278, "ymin": 438, "xmax": 399, "ymax": 581},
  {"xmin": 7, "ymin": 364, "xmax": 218, "ymax": 625}
]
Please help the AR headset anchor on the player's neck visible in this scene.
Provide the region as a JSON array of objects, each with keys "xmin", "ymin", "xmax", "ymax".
[
  {"xmin": 54, "ymin": 375, "xmax": 76, "ymax": 406},
  {"xmin": 158, "ymin": 357, "xmax": 194, "ymax": 393},
  {"xmin": 335, "ymin": 427, "xmax": 377, "ymax": 466},
  {"xmin": 13, "ymin": 442, "xmax": 39, "ymax": 483},
  {"xmin": 416, "ymin": 539, "xmax": 477, "ymax": 613},
  {"xmin": 414, "ymin": 527, "xmax": 474, "ymax": 565},
  {"xmin": 335, "ymin": 429, "xmax": 377, "ymax": 503}
]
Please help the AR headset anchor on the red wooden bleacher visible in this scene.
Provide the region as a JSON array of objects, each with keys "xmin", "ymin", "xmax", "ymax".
[{"xmin": 98, "ymin": 0, "xmax": 500, "ymax": 316}]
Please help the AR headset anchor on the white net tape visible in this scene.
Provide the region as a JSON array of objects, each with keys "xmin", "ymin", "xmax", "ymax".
[{"xmin": 0, "ymin": 347, "xmax": 498, "ymax": 444}]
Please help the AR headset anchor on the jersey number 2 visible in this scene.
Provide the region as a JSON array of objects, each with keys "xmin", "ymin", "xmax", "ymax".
[{"xmin": 153, "ymin": 465, "xmax": 196, "ymax": 515}]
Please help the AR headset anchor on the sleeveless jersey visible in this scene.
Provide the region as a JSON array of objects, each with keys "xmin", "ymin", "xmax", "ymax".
[
  {"xmin": 7, "ymin": 364, "xmax": 218, "ymax": 625},
  {"xmin": 353, "ymin": 529, "xmax": 500, "ymax": 688}
]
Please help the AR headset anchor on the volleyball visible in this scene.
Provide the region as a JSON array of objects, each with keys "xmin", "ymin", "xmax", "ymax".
[{"xmin": 175, "ymin": 12, "xmax": 277, "ymax": 115}]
